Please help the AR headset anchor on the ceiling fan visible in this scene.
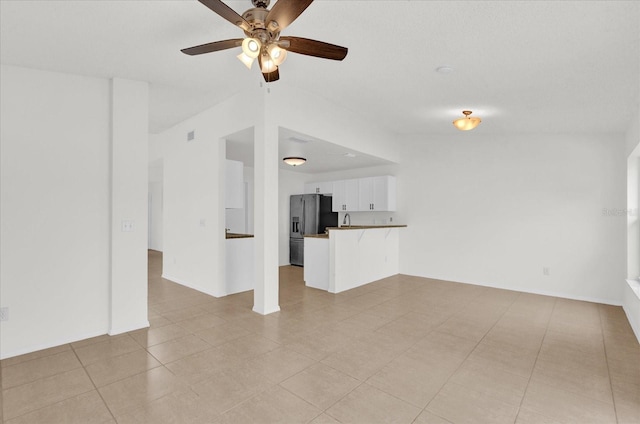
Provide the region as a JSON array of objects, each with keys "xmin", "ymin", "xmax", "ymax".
[{"xmin": 181, "ymin": 0, "xmax": 348, "ymax": 83}]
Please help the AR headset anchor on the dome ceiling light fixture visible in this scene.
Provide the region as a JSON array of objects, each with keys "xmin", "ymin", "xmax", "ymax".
[
  {"xmin": 453, "ymin": 110, "xmax": 482, "ymax": 131},
  {"xmin": 283, "ymin": 157, "xmax": 306, "ymax": 166}
]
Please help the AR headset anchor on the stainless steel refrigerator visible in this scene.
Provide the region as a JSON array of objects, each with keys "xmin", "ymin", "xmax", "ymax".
[{"xmin": 290, "ymin": 194, "xmax": 338, "ymax": 266}]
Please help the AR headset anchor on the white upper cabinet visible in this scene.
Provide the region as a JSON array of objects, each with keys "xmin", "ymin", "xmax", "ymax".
[
  {"xmin": 225, "ymin": 159, "xmax": 243, "ymax": 209},
  {"xmin": 304, "ymin": 181, "xmax": 334, "ymax": 195},
  {"xmin": 332, "ymin": 179, "xmax": 359, "ymax": 212},
  {"xmin": 358, "ymin": 176, "xmax": 396, "ymax": 211}
]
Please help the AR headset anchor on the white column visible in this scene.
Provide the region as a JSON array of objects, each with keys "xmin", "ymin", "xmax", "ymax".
[
  {"xmin": 628, "ymin": 155, "xmax": 640, "ymax": 278},
  {"xmin": 109, "ymin": 78, "xmax": 149, "ymax": 334},
  {"xmin": 253, "ymin": 87, "xmax": 280, "ymax": 315},
  {"xmin": 216, "ymin": 137, "xmax": 227, "ymax": 296}
]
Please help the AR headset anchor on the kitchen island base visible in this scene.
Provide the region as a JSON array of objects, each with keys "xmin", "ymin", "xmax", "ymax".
[{"xmin": 304, "ymin": 226, "xmax": 404, "ymax": 294}]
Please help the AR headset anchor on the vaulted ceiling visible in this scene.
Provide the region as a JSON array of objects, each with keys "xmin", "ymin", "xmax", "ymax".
[{"xmin": 2, "ymin": 1, "xmax": 638, "ymax": 166}]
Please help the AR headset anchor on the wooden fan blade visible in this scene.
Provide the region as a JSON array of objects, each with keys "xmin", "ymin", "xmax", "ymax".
[
  {"xmin": 279, "ymin": 36, "xmax": 348, "ymax": 61},
  {"xmin": 198, "ymin": 0, "xmax": 250, "ymax": 31},
  {"xmin": 181, "ymin": 38, "xmax": 242, "ymax": 55},
  {"xmin": 266, "ymin": 0, "xmax": 313, "ymax": 32}
]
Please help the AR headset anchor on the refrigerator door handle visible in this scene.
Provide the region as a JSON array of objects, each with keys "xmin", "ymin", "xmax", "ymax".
[{"xmin": 301, "ymin": 200, "xmax": 305, "ymax": 236}]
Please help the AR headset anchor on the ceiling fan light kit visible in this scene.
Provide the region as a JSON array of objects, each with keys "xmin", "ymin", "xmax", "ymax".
[
  {"xmin": 283, "ymin": 157, "xmax": 306, "ymax": 166},
  {"xmin": 242, "ymin": 37, "xmax": 261, "ymax": 58},
  {"xmin": 237, "ymin": 52, "xmax": 255, "ymax": 69},
  {"xmin": 182, "ymin": 0, "xmax": 348, "ymax": 82},
  {"xmin": 453, "ymin": 110, "xmax": 482, "ymax": 131},
  {"xmin": 266, "ymin": 43, "xmax": 287, "ymax": 65}
]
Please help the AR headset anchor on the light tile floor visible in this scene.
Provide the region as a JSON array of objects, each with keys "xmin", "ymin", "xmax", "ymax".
[{"xmin": 1, "ymin": 250, "xmax": 639, "ymax": 423}]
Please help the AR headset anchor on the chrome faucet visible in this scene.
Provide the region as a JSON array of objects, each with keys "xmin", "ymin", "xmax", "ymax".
[{"xmin": 342, "ymin": 213, "xmax": 351, "ymax": 227}]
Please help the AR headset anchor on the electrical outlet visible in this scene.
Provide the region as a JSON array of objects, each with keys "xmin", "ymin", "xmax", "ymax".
[
  {"xmin": 121, "ymin": 220, "xmax": 134, "ymax": 232},
  {"xmin": 0, "ymin": 307, "xmax": 9, "ymax": 321},
  {"xmin": 543, "ymin": 267, "xmax": 550, "ymax": 276}
]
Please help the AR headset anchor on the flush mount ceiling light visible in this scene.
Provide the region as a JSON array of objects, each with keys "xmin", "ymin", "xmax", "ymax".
[
  {"xmin": 453, "ymin": 110, "xmax": 482, "ymax": 131},
  {"xmin": 289, "ymin": 137, "xmax": 311, "ymax": 144},
  {"xmin": 283, "ymin": 157, "xmax": 306, "ymax": 166},
  {"xmin": 181, "ymin": 0, "xmax": 348, "ymax": 83},
  {"xmin": 435, "ymin": 66, "xmax": 454, "ymax": 74}
]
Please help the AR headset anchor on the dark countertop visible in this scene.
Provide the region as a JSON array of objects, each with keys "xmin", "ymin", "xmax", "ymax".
[
  {"xmin": 303, "ymin": 225, "xmax": 407, "ymax": 238},
  {"xmin": 326, "ymin": 225, "xmax": 407, "ymax": 231},
  {"xmin": 226, "ymin": 233, "xmax": 254, "ymax": 239},
  {"xmin": 304, "ymin": 234, "xmax": 329, "ymax": 239}
]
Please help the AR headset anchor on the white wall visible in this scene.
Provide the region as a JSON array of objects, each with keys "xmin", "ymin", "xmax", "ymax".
[
  {"xmin": 624, "ymin": 104, "xmax": 640, "ymax": 342},
  {"xmin": 149, "ymin": 182, "xmax": 163, "ymax": 251},
  {"xmin": 625, "ymin": 105, "xmax": 640, "ymax": 158},
  {"xmin": 154, "ymin": 87, "xmax": 259, "ymax": 297},
  {"xmin": 110, "ymin": 78, "xmax": 149, "ymax": 334},
  {"xmin": 0, "ymin": 65, "xmax": 149, "ymax": 358},
  {"xmin": 398, "ymin": 133, "xmax": 627, "ymax": 305},
  {"xmin": 244, "ymin": 166, "xmax": 255, "ymax": 235},
  {"xmin": 148, "ymin": 155, "xmax": 163, "ymax": 251},
  {"xmin": 0, "ymin": 65, "xmax": 111, "ymax": 358},
  {"xmin": 626, "ymin": 107, "xmax": 640, "ymax": 278}
]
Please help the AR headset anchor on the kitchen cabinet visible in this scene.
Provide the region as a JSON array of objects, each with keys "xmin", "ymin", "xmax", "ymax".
[
  {"xmin": 358, "ymin": 175, "xmax": 396, "ymax": 211},
  {"xmin": 304, "ymin": 181, "xmax": 333, "ymax": 195},
  {"xmin": 225, "ymin": 159, "xmax": 243, "ymax": 209},
  {"xmin": 332, "ymin": 179, "xmax": 359, "ymax": 212},
  {"xmin": 226, "ymin": 236, "xmax": 254, "ymax": 294}
]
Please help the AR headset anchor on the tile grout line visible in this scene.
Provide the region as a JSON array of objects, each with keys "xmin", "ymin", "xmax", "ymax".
[
  {"xmin": 68, "ymin": 341, "xmax": 119, "ymax": 424},
  {"xmin": 331, "ymin": 288, "xmax": 508, "ymax": 422},
  {"xmin": 512, "ymin": 295, "xmax": 558, "ymax": 423},
  {"xmin": 393, "ymin": 291, "xmax": 490, "ymax": 423},
  {"xmin": 418, "ymin": 291, "xmax": 523, "ymax": 422},
  {"xmin": 597, "ymin": 304, "xmax": 620, "ymax": 424},
  {"xmin": 0, "ymin": 346, "xmax": 103, "ymax": 423},
  {"xmin": 275, "ymin": 292, "xmax": 447, "ymax": 422}
]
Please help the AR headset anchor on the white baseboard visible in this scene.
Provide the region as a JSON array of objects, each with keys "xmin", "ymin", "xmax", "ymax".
[
  {"xmin": 161, "ymin": 273, "xmax": 226, "ymax": 298},
  {"xmin": 252, "ymin": 305, "xmax": 281, "ymax": 315},
  {"xmin": 108, "ymin": 320, "xmax": 149, "ymax": 336},
  {"xmin": 0, "ymin": 328, "xmax": 107, "ymax": 360},
  {"xmin": 401, "ymin": 272, "xmax": 622, "ymax": 306},
  {"xmin": 227, "ymin": 287, "xmax": 253, "ymax": 296}
]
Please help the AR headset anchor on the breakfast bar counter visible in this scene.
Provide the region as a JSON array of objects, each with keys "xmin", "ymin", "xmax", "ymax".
[
  {"xmin": 304, "ymin": 225, "xmax": 406, "ymax": 293},
  {"xmin": 325, "ymin": 225, "xmax": 407, "ymax": 231}
]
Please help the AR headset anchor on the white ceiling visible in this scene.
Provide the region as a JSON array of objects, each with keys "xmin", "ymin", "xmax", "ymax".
[
  {"xmin": 225, "ymin": 127, "xmax": 395, "ymax": 173},
  {"xmin": 1, "ymin": 0, "xmax": 638, "ymax": 172}
]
